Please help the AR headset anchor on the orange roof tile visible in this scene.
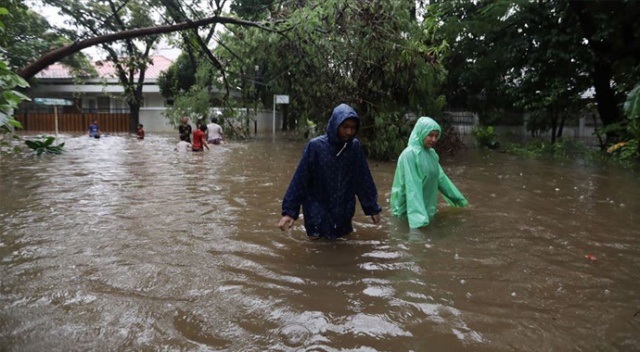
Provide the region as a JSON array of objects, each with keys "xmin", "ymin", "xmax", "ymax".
[{"xmin": 35, "ymin": 55, "xmax": 174, "ymax": 80}]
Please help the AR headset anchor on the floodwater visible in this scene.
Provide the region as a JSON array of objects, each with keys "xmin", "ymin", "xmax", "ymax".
[{"xmin": 1, "ymin": 134, "xmax": 639, "ymax": 352}]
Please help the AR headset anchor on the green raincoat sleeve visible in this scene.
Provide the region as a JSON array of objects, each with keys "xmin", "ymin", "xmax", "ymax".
[{"xmin": 437, "ymin": 163, "xmax": 469, "ymax": 208}]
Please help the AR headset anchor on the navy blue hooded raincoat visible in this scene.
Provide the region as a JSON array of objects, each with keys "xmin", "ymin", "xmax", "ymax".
[{"xmin": 281, "ymin": 104, "xmax": 382, "ymax": 239}]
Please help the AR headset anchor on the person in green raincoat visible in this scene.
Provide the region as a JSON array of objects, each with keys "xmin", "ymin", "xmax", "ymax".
[{"xmin": 390, "ymin": 116, "xmax": 468, "ymax": 229}]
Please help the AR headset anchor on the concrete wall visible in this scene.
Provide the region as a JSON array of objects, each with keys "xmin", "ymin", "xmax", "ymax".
[
  {"xmin": 139, "ymin": 107, "xmax": 283, "ymax": 135},
  {"xmin": 255, "ymin": 109, "xmax": 283, "ymax": 134},
  {"xmin": 139, "ymin": 107, "xmax": 601, "ymax": 144},
  {"xmin": 139, "ymin": 108, "xmax": 174, "ymax": 133},
  {"xmin": 143, "ymin": 94, "xmax": 167, "ymax": 109}
]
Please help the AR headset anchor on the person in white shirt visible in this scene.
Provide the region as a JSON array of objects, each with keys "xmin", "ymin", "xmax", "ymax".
[
  {"xmin": 206, "ymin": 117, "xmax": 225, "ymax": 145},
  {"xmin": 174, "ymin": 134, "xmax": 192, "ymax": 152}
]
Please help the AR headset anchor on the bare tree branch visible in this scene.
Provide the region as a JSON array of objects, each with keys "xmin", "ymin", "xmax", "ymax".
[{"xmin": 18, "ymin": 16, "xmax": 274, "ymax": 80}]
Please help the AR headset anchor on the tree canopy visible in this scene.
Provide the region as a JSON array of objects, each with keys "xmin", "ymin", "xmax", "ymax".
[
  {"xmin": 5, "ymin": 0, "xmax": 640, "ymax": 158},
  {"xmin": 433, "ymin": 0, "xmax": 640, "ymax": 144}
]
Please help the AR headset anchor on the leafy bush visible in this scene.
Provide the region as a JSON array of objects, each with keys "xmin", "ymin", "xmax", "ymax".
[
  {"xmin": 605, "ymin": 140, "xmax": 639, "ymax": 167},
  {"xmin": 25, "ymin": 135, "xmax": 65, "ymax": 155},
  {"xmin": 360, "ymin": 111, "xmax": 411, "ymax": 161},
  {"xmin": 0, "ymin": 7, "xmax": 29, "ymax": 154},
  {"xmin": 472, "ymin": 125, "xmax": 500, "ymax": 149},
  {"xmin": 596, "ymin": 83, "xmax": 640, "ymax": 167}
]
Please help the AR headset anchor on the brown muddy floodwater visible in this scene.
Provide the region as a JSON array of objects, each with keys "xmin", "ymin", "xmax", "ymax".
[{"xmin": 0, "ymin": 133, "xmax": 639, "ymax": 351}]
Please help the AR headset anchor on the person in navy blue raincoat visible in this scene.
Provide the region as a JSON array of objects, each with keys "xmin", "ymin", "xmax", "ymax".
[{"xmin": 278, "ymin": 103, "xmax": 382, "ymax": 239}]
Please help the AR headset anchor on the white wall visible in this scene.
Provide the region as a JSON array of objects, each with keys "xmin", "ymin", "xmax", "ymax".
[
  {"xmin": 139, "ymin": 107, "xmax": 174, "ymax": 133},
  {"xmin": 139, "ymin": 107, "xmax": 284, "ymax": 135},
  {"xmin": 143, "ymin": 94, "xmax": 167, "ymax": 108},
  {"xmin": 255, "ymin": 109, "xmax": 282, "ymax": 134}
]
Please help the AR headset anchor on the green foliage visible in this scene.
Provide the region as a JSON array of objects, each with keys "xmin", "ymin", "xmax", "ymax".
[
  {"xmin": 162, "ymin": 85, "xmax": 214, "ymax": 128},
  {"xmin": 230, "ymin": 0, "xmax": 272, "ymax": 21},
  {"xmin": 0, "ymin": 60, "xmax": 30, "ymax": 116},
  {"xmin": 212, "ymin": 0, "xmax": 449, "ymax": 159},
  {"xmin": 599, "ymin": 83, "xmax": 640, "ymax": 167},
  {"xmin": 24, "ymin": 135, "xmax": 65, "ymax": 155},
  {"xmin": 162, "ymin": 64, "xmax": 253, "ymax": 140},
  {"xmin": 433, "ymin": 0, "xmax": 638, "ymax": 140},
  {"xmin": 472, "ymin": 125, "xmax": 500, "ymax": 149},
  {"xmin": 360, "ymin": 112, "xmax": 413, "ymax": 161},
  {"xmin": 0, "ymin": 0, "xmax": 95, "ymax": 74},
  {"xmin": 157, "ymin": 54, "xmax": 197, "ymax": 99},
  {"xmin": 505, "ymin": 138, "xmax": 589, "ymax": 160},
  {"xmin": 0, "ymin": 6, "xmax": 28, "ymax": 154},
  {"xmin": 216, "ymin": 107, "xmax": 252, "ymax": 140},
  {"xmin": 623, "ymin": 84, "xmax": 640, "ymax": 141},
  {"xmin": 605, "ymin": 140, "xmax": 639, "ymax": 167}
]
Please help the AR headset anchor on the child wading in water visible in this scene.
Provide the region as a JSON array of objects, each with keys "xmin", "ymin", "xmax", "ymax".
[{"xmin": 175, "ymin": 134, "xmax": 191, "ymax": 152}]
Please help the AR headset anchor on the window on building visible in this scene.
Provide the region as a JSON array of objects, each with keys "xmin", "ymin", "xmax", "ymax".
[
  {"xmin": 113, "ymin": 98, "xmax": 127, "ymax": 113},
  {"xmin": 97, "ymin": 96, "xmax": 110, "ymax": 113},
  {"xmin": 86, "ymin": 98, "xmax": 96, "ymax": 112}
]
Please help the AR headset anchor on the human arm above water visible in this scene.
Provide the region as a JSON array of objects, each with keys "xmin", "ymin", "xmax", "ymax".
[
  {"xmin": 354, "ymin": 142, "xmax": 382, "ymax": 220},
  {"xmin": 279, "ymin": 144, "xmax": 312, "ymax": 229},
  {"xmin": 437, "ymin": 164, "xmax": 468, "ymax": 207}
]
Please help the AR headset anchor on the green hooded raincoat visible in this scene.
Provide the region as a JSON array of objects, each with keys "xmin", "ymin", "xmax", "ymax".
[{"xmin": 390, "ymin": 116, "xmax": 468, "ymax": 229}]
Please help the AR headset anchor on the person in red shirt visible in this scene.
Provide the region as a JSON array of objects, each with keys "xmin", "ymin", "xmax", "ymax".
[
  {"xmin": 192, "ymin": 124, "xmax": 209, "ymax": 152},
  {"xmin": 137, "ymin": 124, "xmax": 145, "ymax": 139}
]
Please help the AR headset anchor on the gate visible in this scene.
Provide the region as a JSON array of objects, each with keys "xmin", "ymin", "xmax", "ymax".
[{"xmin": 14, "ymin": 112, "xmax": 131, "ymax": 134}]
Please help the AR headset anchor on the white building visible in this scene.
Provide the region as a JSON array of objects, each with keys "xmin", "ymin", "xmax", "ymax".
[{"xmin": 19, "ymin": 55, "xmax": 176, "ymax": 133}]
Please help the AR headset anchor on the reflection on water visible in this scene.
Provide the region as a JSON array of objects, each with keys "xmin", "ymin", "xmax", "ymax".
[{"xmin": 1, "ymin": 134, "xmax": 639, "ymax": 351}]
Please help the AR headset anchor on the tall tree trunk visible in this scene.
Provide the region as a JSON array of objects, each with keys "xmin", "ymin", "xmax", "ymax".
[
  {"xmin": 129, "ymin": 86, "xmax": 144, "ymax": 133},
  {"xmin": 569, "ymin": 1, "xmax": 623, "ymax": 142},
  {"xmin": 129, "ymin": 101, "xmax": 141, "ymax": 134},
  {"xmin": 557, "ymin": 112, "xmax": 566, "ymax": 140},
  {"xmin": 591, "ymin": 60, "xmax": 621, "ymax": 128},
  {"xmin": 286, "ymin": 104, "xmax": 296, "ymax": 130},
  {"xmin": 550, "ymin": 105, "xmax": 557, "ymax": 144}
]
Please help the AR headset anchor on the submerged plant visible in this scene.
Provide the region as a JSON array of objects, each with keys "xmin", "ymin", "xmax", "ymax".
[
  {"xmin": 472, "ymin": 125, "xmax": 500, "ymax": 149},
  {"xmin": 25, "ymin": 135, "xmax": 65, "ymax": 155}
]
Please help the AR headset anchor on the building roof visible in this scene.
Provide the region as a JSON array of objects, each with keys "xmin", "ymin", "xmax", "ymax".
[{"xmin": 35, "ymin": 55, "xmax": 174, "ymax": 80}]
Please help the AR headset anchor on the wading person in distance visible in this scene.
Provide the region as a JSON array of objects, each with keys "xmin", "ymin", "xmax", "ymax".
[
  {"xmin": 178, "ymin": 116, "xmax": 192, "ymax": 143},
  {"xmin": 137, "ymin": 124, "xmax": 145, "ymax": 139},
  {"xmin": 175, "ymin": 134, "xmax": 191, "ymax": 152},
  {"xmin": 278, "ymin": 103, "xmax": 382, "ymax": 240},
  {"xmin": 191, "ymin": 124, "xmax": 209, "ymax": 152},
  {"xmin": 88, "ymin": 119, "xmax": 102, "ymax": 138},
  {"xmin": 390, "ymin": 116, "xmax": 468, "ymax": 229},
  {"xmin": 206, "ymin": 116, "xmax": 225, "ymax": 145}
]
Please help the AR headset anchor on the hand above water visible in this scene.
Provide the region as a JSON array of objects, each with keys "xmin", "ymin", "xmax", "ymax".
[{"xmin": 278, "ymin": 215, "xmax": 295, "ymax": 231}]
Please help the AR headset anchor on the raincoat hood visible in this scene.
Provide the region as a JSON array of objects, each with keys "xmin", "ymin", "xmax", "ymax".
[
  {"xmin": 326, "ymin": 103, "xmax": 360, "ymax": 146},
  {"xmin": 408, "ymin": 116, "xmax": 442, "ymax": 154},
  {"xmin": 390, "ymin": 115, "xmax": 467, "ymax": 229},
  {"xmin": 280, "ymin": 103, "xmax": 381, "ymax": 239}
]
